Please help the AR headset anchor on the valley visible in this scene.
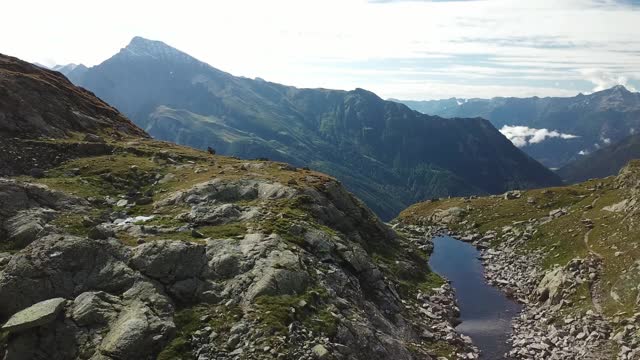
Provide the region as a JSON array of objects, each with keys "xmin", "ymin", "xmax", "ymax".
[{"xmin": 55, "ymin": 37, "xmax": 561, "ymax": 220}]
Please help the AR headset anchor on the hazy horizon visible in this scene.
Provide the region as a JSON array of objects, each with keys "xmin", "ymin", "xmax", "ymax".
[{"xmin": 3, "ymin": 0, "xmax": 640, "ymax": 100}]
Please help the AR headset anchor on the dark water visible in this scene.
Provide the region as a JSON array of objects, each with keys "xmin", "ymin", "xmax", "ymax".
[{"xmin": 428, "ymin": 236, "xmax": 521, "ymax": 359}]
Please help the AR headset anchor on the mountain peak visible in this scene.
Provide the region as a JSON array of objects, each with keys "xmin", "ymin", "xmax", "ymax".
[
  {"xmin": 610, "ymin": 84, "xmax": 632, "ymax": 94},
  {"xmin": 119, "ymin": 36, "xmax": 196, "ymax": 64},
  {"xmin": 596, "ymin": 84, "xmax": 632, "ymax": 96},
  {"xmin": 126, "ymin": 36, "xmax": 163, "ymax": 50}
]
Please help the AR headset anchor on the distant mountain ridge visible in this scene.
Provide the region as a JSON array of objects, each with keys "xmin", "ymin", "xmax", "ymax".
[
  {"xmin": 53, "ymin": 63, "xmax": 89, "ymax": 83},
  {"xmin": 62, "ymin": 36, "xmax": 562, "ymax": 219},
  {"xmin": 397, "ymin": 86, "xmax": 640, "ymax": 169},
  {"xmin": 557, "ymin": 133, "xmax": 640, "ymax": 183}
]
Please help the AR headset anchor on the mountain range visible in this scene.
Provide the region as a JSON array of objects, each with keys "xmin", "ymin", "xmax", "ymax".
[
  {"xmin": 397, "ymin": 86, "xmax": 640, "ymax": 170},
  {"xmin": 54, "ymin": 36, "xmax": 561, "ymax": 219},
  {"xmin": 0, "ymin": 51, "xmax": 477, "ymax": 359}
]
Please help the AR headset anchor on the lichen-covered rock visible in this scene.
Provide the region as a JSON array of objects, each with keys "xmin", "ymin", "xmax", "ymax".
[
  {"xmin": 88, "ymin": 224, "xmax": 116, "ymax": 240},
  {"xmin": 430, "ymin": 207, "xmax": 466, "ymax": 224},
  {"xmin": 5, "ymin": 208, "xmax": 56, "ymax": 247},
  {"xmin": 0, "ymin": 140, "xmax": 473, "ymax": 360},
  {"xmin": 0, "ymin": 179, "xmax": 84, "ymax": 247},
  {"xmin": 188, "ymin": 203, "xmax": 244, "ymax": 225},
  {"xmin": 130, "ymin": 240, "xmax": 206, "ymax": 284},
  {"xmin": 156, "ymin": 179, "xmax": 296, "ymax": 207},
  {"xmin": 535, "ymin": 267, "xmax": 567, "ymax": 305},
  {"xmin": 98, "ymin": 301, "xmax": 175, "ymax": 359},
  {"xmin": 70, "ymin": 291, "xmax": 122, "ymax": 326},
  {"xmin": 2, "ymin": 297, "xmax": 67, "ymax": 333},
  {"xmin": 0, "ymin": 235, "xmax": 136, "ymax": 317}
]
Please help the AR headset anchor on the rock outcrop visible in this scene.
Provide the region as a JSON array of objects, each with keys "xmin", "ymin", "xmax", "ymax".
[{"xmin": 0, "ymin": 167, "xmax": 468, "ymax": 359}]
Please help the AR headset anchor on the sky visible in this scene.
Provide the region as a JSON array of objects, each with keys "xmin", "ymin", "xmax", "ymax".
[{"xmin": 2, "ymin": 0, "xmax": 640, "ymax": 100}]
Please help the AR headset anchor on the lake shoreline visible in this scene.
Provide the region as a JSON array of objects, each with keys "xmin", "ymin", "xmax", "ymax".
[
  {"xmin": 429, "ymin": 235, "xmax": 522, "ymax": 359},
  {"xmin": 396, "ymin": 222, "xmax": 618, "ymax": 359}
]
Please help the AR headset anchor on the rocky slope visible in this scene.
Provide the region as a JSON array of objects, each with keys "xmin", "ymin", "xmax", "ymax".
[
  {"xmin": 397, "ymin": 161, "xmax": 640, "ymax": 359},
  {"xmin": 0, "ymin": 53, "xmax": 478, "ymax": 359},
  {"xmin": 0, "ymin": 54, "xmax": 144, "ymax": 140},
  {"xmin": 398, "ymin": 86, "xmax": 640, "ymax": 170},
  {"xmin": 0, "ymin": 53, "xmax": 147, "ymax": 178},
  {"xmin": 62, "ymin": 36, "xmax": 561, "ymax": 220}
]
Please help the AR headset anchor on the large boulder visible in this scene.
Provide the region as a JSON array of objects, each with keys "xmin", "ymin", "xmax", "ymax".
[
  {"xmin": 70, "ymin": 291, "xmax": 122, "ymax": 326},
  {"xmin": 0, "ymin": 179, "xmax": 79, "ymax": 218},
  {"xmin": 88, "ymin": 224, "xmax": 116, "ymax": 240},
  {"xmin": 430, "ymin": 207, "xmax": 466, "ymax": 224},
  {"xmin": 0, "ymin": 235, "xmax": 136, "ymax": 317},
  {"xmin": 98, "ymin": 301, "xmax": 175, "ymax": 359},
  {"xmin": 245, "ymin": 249, "xmax": 309, "ymax": 300},
  {"xmin": 2, "ymin": 297, "xmax": 67, "ymax": 333},
  {"xmin": 4, "ymin": 208, "xmax": 56, "ymax": 248},
  {"xmin": 535, "ymin": 267, "xmax": 567, "ymax": 305},
  {"xmin": 0, "ymin": 179, "xmax": 85, "ymax": 248},
  {"xmin": 130, "ymin": 240, "xmax": 206, "ymax": 284},
  {"xmin": 156, "ymin": 179, "xmax": 296, "ymax": 207},
  {"xmin": 188, "ymin": 203, "xmax": 243, "ymax": 225}
]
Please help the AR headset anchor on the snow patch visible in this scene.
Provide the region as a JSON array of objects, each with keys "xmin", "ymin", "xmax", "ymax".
[{"xmin": 114, "ymin": 215, "xmax": 156, "ymax": 226}]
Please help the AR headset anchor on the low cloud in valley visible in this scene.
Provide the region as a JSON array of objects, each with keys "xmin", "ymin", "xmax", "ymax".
[{"xmin": 500, "ymin": 125, "xmax": 579, "ymax": 147}]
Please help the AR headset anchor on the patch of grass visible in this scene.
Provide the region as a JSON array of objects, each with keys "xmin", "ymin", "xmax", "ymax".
[
  {"xmin": 370, "ymin": 238, "xmax": 443, "ymax": 297},
  {"xmin": 142, "ymin": 215, "xmax": 188, "ymax": 228},
  {"xmin": 258, "ymin": 199, "xmax": 311, "ymax": 245},
  {"xmin": 397, "ymin": 269, "xmax": 445, "ymax": 297},
  {"xmin": 120, "ymin": 222, "xmax": 248, "ymax": 246},
  {"xmin": 116, "ymin": 231, "xmax": 139, "ymax": 247},
  {"xmin": 549, "ymin": 282, "xmax": 596, "ymax": 322},
  {"xmin": 201, "ymin": 222, "xmax": 248, "ymax": 239},
  {"xmin": 304, "ymin": 307, "xmax": 338, "ymax": 337},
  {"xmin": 50, "ymin": 213, "xmax": 92, "ymax": 237},
  {"xmin": 252, "ymin": 288, "xmax": 336, "ymax": 336},
  {"xmin": 33, "ymin": 154, "xmax": 160, "ymax": 199},
  {"xmin": 414, "ymin": 271, "xmax": 447, "ymax": 294},
  {"xmin": 425, "ymin": 340, "xmax": 457, "ymax": 358}
]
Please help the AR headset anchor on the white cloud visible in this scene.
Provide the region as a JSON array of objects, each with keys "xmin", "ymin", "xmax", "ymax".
[
  {"xmin": 500, "ymin": 125, "xmax": 579, "ymax": 147},
  {"xmin": 579, "ymin": 69, "xmax": 639, "ymax": 92},
  {"xmin": 579, "ymin": 149, "xmax": 590, "ymax": 155}
]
